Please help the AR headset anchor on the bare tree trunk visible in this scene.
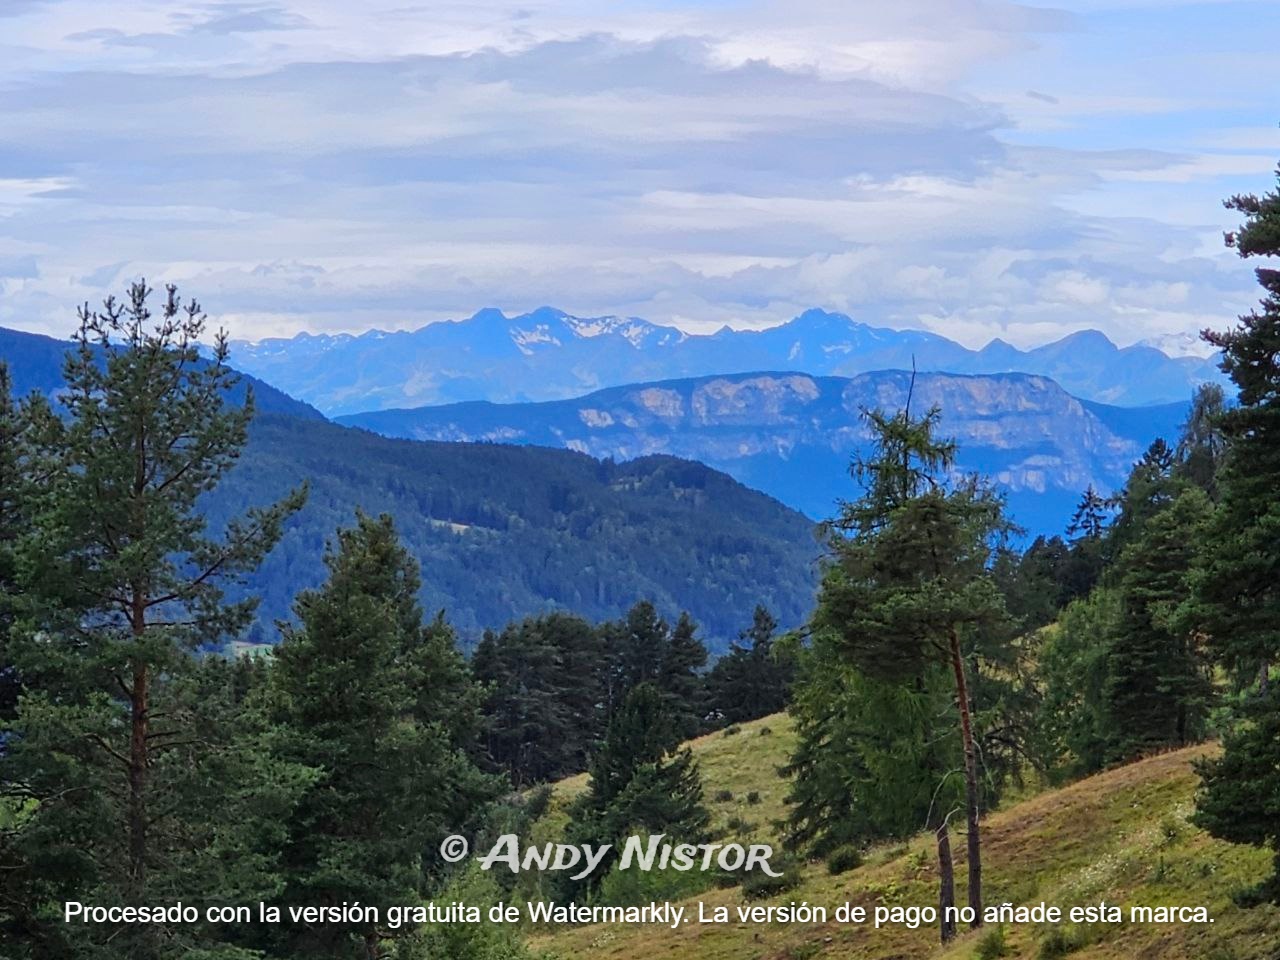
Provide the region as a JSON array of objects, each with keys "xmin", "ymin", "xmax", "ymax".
[
  {"xmin": 935, "ymin": 820, "xmax": 956, "ymax": 944},
  {"xmin": 128, "ymin": 657, "xmax": 148, "ymax": 894},
  {"xmin": 949, "ymin": 628, "xmax": 982, "ymax": 928}
]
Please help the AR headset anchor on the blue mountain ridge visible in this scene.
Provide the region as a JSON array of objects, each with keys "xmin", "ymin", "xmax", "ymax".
[
  {"xmin": 338, "ymin": 369, "xmax": 1192, "ymax": 539},
  {"xmin": 229, "ymin": 306, "xmax": 1226, "ymax": 416}
]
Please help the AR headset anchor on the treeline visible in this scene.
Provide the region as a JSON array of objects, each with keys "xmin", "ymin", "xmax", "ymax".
[
  {"xmin": 781, "ymin": 166, "xmax": 1280, "ymax": 940},
  {"xmin": 0, "ymin": 283, "xmax": 792, "ymax": 959},
  {"xmin": 475, "ymin": 601, "xmax": 793, "ymax": 787}
]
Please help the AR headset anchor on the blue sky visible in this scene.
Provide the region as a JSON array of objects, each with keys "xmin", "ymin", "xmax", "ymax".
[{"xmin": 0, "ymin": 0, "xmax": 1275, "ymax": 351}]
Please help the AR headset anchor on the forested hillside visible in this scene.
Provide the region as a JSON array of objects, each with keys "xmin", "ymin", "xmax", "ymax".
[{"xmin": 210, "ymin": 415, "xmax": 818, "ymax": 647}]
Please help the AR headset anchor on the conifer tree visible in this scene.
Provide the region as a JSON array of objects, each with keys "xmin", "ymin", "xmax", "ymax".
[
  {"xmin": 0, "ymin": 283, "xmax": 309, "ymax": 960},
  {"xmin": 811, "ymin": 403, "xmax": 1012, "ymax": 937},
  {"xmin": 1105, "ymin": 488, "xmax": 1213, "ymax": 758},
  {"xmin": 566, "ymin": 682, "xmax": 709, "ymax": 893},
  {"xmin": 659, "ymin": 611, "xmax": 709, "ymax": 739},
  {"xmin": 1175, "ymin": 383, "xmax": 1228, "ymax": 498},
  {"xmin": 266, "ymin": 512, "xmax": 499, "ymax": 958},
  {"xmin": 708, "ymin": 605, "xmax": 794, "ymax": 724},
  {"xmin": 473, "ymin": 613, "xmax": 604, "ymax": 786},
  {"xmin": 1189, "ymin": 161, "xmax": 1280, "ymax": 904}
]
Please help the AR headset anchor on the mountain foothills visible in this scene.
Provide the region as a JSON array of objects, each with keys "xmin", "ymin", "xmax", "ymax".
[
  {"xmin": 340, "ymin": 370, "xmax": 1189, "ymax": 535},
  {"xmin": 228, "ymin": 307, "xmax": 1226, "ymax": 415},
  {"xmin": 215, "ymin": 415, "xmax": 817, "ymax": 646},
  {"xmin": 0, "ymin": 324, "xmax": 817, "ymax": 647}
]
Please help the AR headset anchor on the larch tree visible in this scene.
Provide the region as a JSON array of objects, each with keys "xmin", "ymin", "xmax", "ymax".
[{"xmin": 810, "ymin": 403, "xmax": 1012, "ymax": 939}]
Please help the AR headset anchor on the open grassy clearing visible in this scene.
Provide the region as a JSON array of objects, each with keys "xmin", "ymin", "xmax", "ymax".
[{"xmin": 530, "ymin": 716, "xmax": 1279, "ymax": 960}]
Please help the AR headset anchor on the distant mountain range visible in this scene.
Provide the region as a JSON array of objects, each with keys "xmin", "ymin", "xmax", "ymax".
[
  {"xmin": 229, "ymin": 307, "xmax": 1226, "ymax": 415},
  {"xmin": 339, "ymin": 370, "xmax": 1191, "ymax": 537}
]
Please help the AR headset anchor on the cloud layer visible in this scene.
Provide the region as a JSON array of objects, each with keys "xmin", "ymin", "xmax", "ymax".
[{"xmin": 0, "ymin": 0, "xmax": 1275, "ymax": 350}]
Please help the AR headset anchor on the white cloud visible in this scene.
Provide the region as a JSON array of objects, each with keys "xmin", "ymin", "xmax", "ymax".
[{"xmin": 0, "ymin": 0, "xmax": 1271, "ymax": 354}]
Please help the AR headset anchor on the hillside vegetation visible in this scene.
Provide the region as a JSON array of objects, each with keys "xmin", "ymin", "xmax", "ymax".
[
  {"xmin": 207, "ymin": 414, "xmax": 819, "ymax": 647},
  {"xmin": 534, "ymin": 714, "xmax": 1280, "ymax": 960}
]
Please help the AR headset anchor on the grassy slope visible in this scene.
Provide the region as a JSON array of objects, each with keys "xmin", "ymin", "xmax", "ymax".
[{"xmin": 534, "ymin": 714, "xmax": 1280, "ymax": 960}]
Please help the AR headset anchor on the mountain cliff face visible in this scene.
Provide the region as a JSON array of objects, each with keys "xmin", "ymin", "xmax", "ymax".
[
  {"xmin": 230, "ymin": 307, "xmax": 1224, "ymax": 415},
  {"xmin": 339, "ymin": 370, "xmax": 1190, "ymax": 536}
]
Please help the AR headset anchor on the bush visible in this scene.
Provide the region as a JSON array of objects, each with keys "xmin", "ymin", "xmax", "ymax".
[
  {"xmin": 722, "ymin": 724, "xmax": 743, "ymax": 738},
  {"xmin": 1037, "ymin": 924, "xmax": 1099, "ymax": 959},
  {"xmin": 973, "ymin": 925, "xmax": 1008, "ymax": 960},
  {"xmin": 713, "ymin": 789, "xmax": 735, "ymax": 802},
  {"xmin": 826, "ymin": 845, "xmax": 862, "ymax": 876},
  {"xmin": 596, "ymin": 861, "xmax": 711, "ymax": 907},
  {"xmin": 726, "ymin": 815, "xmax": 757, "ymax": 834},
  {"xmin": 758, "ymin": 726, "xmax": 773, "ymax": 737},
  {"xmin": 741, "ymin": 858, "xmax": 802, "ymax": 900},
  {"xmin": 746, "ymin": 791, "xmax": 762, "ymax": 806}
]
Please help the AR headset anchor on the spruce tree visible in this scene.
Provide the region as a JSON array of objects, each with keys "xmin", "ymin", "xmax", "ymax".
[
  {"xmin": 659, "ymin": 611, "xmax": 709, "ymax": 739},
  {"xmin": 708, "ymin": 605, "xmax": 794, "ymax": 724},
  {"xmin": 566, "ymin": 683, "xmax": 709, "ymax": 894},
  {"xmin": 1105, "ymin": 488, "xmax": 1213, "ymax": 759},
  {"xmin": 267, "ymin": 512, "xmax": 499, "ymax": 958},
  {"xmin": 1189, "ymin": 162, "xmax": 1280, "ymax": 904}
]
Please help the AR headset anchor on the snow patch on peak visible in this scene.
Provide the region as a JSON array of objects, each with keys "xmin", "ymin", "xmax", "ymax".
[
  {"xmin": 1139, "ymin": 332, "xmax": 1217, "ymax": 359},
  {"xmin": 511, "ymin": 324, "xmax": 563, "ymax": 355}
]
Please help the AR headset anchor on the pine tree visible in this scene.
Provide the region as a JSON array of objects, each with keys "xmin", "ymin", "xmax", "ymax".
[
  {"xmin": 473, "ymin": 613, "xmax": 604, "ymax": 787},
  {"xmin": 0, "ymin": 364, "xmax": 25, "ymax": 722},
  {"xmin": 1188, "ymin": 162, "xmax": 1280, "ymax": 904},
  {"xmin": 267, "ymin": 512, "xmax": 500, "ymax": 958},
  {"xmin": 811, "ymin": 404, "xmax": 1012, "ymax": 938},
  {"xmin": 1175, "ymin": 383, "xmax": 1228, "ymax": 499},
  {"xmin": 0, "ymin": 283, "xmax": 309, "ymax": 960}
]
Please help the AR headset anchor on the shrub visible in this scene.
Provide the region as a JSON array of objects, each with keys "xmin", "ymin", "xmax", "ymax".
[
  {"xmin": 973, "ymin": 925, "xmax": 1008, "ymax": 960},
  {"xmin": 722, "ymin": 724, "xmax": 743, "ymax": 738},
  {"xmin": 726, "ymin": 815, "xmax": 757, "ymax": 834},
  {"xmin": 741, "ymin": 857, "xmax": 801, "ymax": 900},
  {"xmin": 826, "ymin": 845, "xmax": 863, "ymax": 876},
  {"xmin": 746, "ymin": 791, "xmax": 762, "ymax": 806},
  {"xmin": 713, "ymin": 789, "xmax": 735, "ymax": 803}
]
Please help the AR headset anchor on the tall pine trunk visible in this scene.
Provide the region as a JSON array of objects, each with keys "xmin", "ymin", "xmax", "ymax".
[
  {"xmin": 935, "ymin": 820, "xmax": 956, "ymax": 943},
  {"xmin": 948, "ymin": 628, "xmax": 982, "ymax": 928},
  {"xmin": 128, "ymin": 591, "xmax": 149, "ymax": 896}
]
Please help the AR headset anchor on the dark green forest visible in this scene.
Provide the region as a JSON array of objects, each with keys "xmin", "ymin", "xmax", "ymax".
[
  {"xmin": 215, "ymin": 415, "xmax": 818, "ymax": 648},
  {"xmin": 0, "ymin": 165, "xmax": 1279, "ymax": 959}
]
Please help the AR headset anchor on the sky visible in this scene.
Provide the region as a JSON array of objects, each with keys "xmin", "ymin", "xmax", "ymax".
[{"xmin": 0, "ymin": 0, "xmax": 1276, "ymax": 351}]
